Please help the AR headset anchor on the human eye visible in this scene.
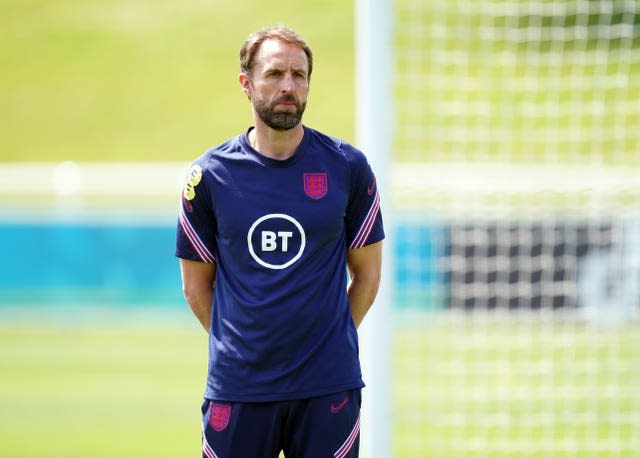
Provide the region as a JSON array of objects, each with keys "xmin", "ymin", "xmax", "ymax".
[
  {"xmin": 265, "ymin": 69, "xmax": 283, "ymax": 79},
  {"xmin": 292, "ymin": 69, "xmax": 307, "ymax": 79}
]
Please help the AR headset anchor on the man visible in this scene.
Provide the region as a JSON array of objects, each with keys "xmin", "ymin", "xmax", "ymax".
[{"xmin": 175, "ymin": 25, "xmax": 384, "ymax": 458}]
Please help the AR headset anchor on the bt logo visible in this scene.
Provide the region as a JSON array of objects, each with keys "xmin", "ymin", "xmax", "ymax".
[
  {"xmin": 261, "ymin": 231, "xmax": 294, "ymax": 252},
  {"xmin": 247, "ymin": 214, "xmax": 306, "ymax": 270}
]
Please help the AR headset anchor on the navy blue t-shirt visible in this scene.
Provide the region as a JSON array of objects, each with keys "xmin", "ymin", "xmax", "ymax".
[{"xmin": 175, "ymin": 126, "xmax": 384, "ymax": 402}]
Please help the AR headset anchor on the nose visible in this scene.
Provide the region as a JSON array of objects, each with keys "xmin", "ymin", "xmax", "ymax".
[{"xmin": 280, "ymin": 73, "xmax": 295, "ymax": 93}]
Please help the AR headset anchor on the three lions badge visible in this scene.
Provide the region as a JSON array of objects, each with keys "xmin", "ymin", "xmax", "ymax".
[
  {"xmin": 303, "ymin": 173, "xmax": 328, "ymax": 200},
  {"xmin": 208, "ymin": 403, "xmax": 232, "ymax": 432}
]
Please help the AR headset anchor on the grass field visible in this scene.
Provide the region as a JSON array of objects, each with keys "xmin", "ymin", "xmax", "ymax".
[
  {"xmin": 0, "ymin": 0, "xmax": 355, "ymax": 162},
  {"xmin": 393, "ymin": 1, "xmax": 640, "ymax": 166},
  {"xmin": 3, "ymin": 0, "xmax": 638, "ymax": 165},
  {"xmin": 394, "ymin": 312, "xmax": 640, "ymax": 457},
  {"xmin": 0, "ymin": 315, "xmax": 206, "ymax": 458},
  {"xmin": 1, "ymin": 310, "xmax": 638, "ymax": 457}
]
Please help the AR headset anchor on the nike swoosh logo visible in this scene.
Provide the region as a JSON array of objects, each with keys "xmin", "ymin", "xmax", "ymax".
[
  {"xmin": 329, "ymin": 396, "xmax": 349, "ymax": 414},
  {"xmin": 367, "ymin": 176, "xmax": 376, "ymax": 196}
]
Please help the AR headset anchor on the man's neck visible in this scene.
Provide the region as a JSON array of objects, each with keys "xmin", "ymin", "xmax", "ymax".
[{"xmin": 248, "ymin": 122, "xmax": 304, "ymax": 161}]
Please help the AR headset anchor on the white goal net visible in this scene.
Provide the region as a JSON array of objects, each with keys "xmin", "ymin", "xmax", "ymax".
[{"xmin": 385, "ymin": 1, "xmax": 640, "ymax": 457}]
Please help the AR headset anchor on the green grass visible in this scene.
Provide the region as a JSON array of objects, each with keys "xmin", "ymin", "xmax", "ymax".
[
  {"xmin": 2, "ymin": 0, "xmax": 638, "ymax": 165},
  {"xmin": 393, "ymin": 1, "xmax": 640, "ymax": 165},
  {"xmin": 0, "ymin": 0, "xmax": 355, "ymax": 162},
  {"xmin": 1, "ymin": 311, "xmax": 638, "ymax": 457},
  {"xmin": 0, "ymin": 320, "xmax": 207, "ymax": 457},
  {"xmin": 394, "ymin": 313, "xmax": 640, "ymax": 457}
]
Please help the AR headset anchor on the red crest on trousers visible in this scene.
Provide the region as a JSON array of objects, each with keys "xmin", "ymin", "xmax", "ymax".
[
  {"xmin": 303, "ymin": 173, "xmax": 328, "ymax": 199},
  {"xmin": 208, "ymin": 403, "xmax": 232, "ymax": 432}
]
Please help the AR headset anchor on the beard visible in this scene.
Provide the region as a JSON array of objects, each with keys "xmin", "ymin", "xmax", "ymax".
[{"xmin": 252, "ymin": 94, "xmax": 306, "ymax": 131}]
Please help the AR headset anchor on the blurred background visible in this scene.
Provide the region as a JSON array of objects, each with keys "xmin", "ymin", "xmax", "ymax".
[{"xmin": 1, "ymin": 0, "xmax": 639, "ymax": 457}]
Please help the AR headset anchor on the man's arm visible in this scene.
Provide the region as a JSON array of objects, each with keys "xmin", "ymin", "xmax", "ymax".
[
  {"xmin": 179, "ymin": 258, "xmax": 216, "ymax": 333},
  {"xmin": 346, "ymin": 240, "xmax": 383, "ymax": 329}
]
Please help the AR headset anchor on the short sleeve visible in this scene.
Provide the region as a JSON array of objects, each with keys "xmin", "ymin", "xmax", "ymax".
[
  {"xmin": 345, "ymin": 149, "xmax": 385, "ymax": 249},
  {"xmin": 175, "ymin": 162, "xmax": 217, "ymax": 263}
]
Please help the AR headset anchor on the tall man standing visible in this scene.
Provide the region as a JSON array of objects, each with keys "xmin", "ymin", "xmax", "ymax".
[{"xmin": 176, "ymin": 25, "xmax": 384, "ymax": 458}]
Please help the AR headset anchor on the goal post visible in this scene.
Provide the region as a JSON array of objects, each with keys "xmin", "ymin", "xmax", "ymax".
[
  {"xmin": 356, "ymin": 0, "xmax": 640, "ymax": 457},
  {"xmin": 355, "ymin": 0, "xmax": 393, "ymax": 457}
]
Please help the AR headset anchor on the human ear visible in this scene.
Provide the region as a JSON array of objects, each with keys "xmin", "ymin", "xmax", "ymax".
[{"xmin": 238, "ymin": 73, "xmax": 253, "ymax": 100}]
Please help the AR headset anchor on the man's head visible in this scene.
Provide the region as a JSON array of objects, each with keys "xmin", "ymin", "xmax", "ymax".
[
  {"xmin": 240, "ymin": 25, "xmax": 313, "ymax": 81},
  {"xmin": 239, "ymin": 26, "xmax": 313, "ymax": 131}
]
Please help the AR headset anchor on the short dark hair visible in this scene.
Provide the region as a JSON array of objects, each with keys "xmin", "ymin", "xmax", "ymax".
[{"xmin": 239, "ymin": 25, "xmax": 313, "ymax": 80}]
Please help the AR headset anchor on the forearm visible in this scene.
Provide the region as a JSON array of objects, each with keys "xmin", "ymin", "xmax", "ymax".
[
  {"xmin": 348, "ymin": 274, "xmax": 380, "ymax": 328},
  {"xmin": 184, "ymin": 286, "xmax": 213, "ymax": 332},
  {"xmin": 180, "ymin": 258, "xmax": 216, "ymax": 333},
  {"xmin": 346, "ymin": 241, "xmax": 383, "ymax": 329}
]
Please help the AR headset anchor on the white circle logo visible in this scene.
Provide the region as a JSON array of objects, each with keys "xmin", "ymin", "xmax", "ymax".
[{"xmin": 247, "ymin": 213, "xmax": 306, "ymax": 270}]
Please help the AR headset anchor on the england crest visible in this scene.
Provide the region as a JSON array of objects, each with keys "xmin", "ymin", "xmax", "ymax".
[
  {"xmin": 208, "ymin": 403, "xmax": 232, "ymax": 432},
  {"xmin": 303, "ymin": 173, "xmax": 328, "ymax": 200}
]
